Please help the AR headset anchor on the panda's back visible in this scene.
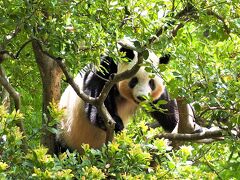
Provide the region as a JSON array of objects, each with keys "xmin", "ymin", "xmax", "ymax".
[{"xmin": 58, "ymin": 74, "xmax": 106, "ymax": 152}]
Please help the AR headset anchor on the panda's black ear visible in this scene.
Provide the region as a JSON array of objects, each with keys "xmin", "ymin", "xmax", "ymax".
[
  {"xmin": 120, "ymin": 47, "xmax": 135, "ymax": 60},
  {"xmin": 159, "ymin": 54, "xmax": 170, "ymax": 64}
]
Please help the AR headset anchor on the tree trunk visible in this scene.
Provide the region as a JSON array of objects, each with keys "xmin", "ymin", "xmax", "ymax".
[
  {"xmin": 32, "ymin": 39, "xmax": 62, "ymax": 154},
  {"xmin": 176, "ymin": 98, "xmax": 195, "ymax": 133}
]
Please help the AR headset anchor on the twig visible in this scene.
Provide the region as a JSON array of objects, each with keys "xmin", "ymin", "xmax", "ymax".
[
  {"xmin": 148, "ymin": 2, "xmax": 197, "ymax": 44},
  {"xmin": 98, "ymin": 52, "xmax": 143, "ymax": 103},
  {"xmin": 1, "ymin": 26, "xmax": 21, "ymax": 49},
  {"xmin": 15, "ymin": 39, "xmax": 33, "ymax": 58},
  {"xmin": 204, "ymin": 156, "xmax": 223, "ymax": 180},
  {"xmin": 172, "ymin": 18, "xmax": 191, "ymax": 37},
  {"xmin": 199, "ymin": 106, "xmax": 237, "ymax": 118},
  {"xmin": 206, "ymin": 10, "xmax": 230, "ymax": 34},
  {"xmin": 1, "ymin": 1, "xmax": 40, "ymax": 49},
  {"xmin": 0, "ymin": 39, "xmax": 33, "ymax": 63}
]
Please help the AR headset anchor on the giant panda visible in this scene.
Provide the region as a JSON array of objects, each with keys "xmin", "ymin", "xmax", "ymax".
[{"xmin": 56, "ymin": 39, "xmax": 195, "ymax": 153}]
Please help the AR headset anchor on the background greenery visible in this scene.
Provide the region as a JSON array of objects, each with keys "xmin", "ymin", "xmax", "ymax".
[{"xmin": 0, "ymin": 0, "xmax": 239, "ymax": 179}]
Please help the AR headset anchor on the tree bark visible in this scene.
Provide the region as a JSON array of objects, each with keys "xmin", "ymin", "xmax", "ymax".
[
  {"xmin": 176, "ymin": 99, "xmax": 196, "ymax": 133},
  {"xmin": 0, "ymin": 65, "xmax": 28, "ymax": 152},
  {"xmin": 155, "ymin": 129, "xmax": 224, "ymax": 141},
  {"xmin": 32, "ymin": 39, "xmax": 62, "ymax": 154},
  {"xmin": 0, "ymin": 66, "xmax": 21, "ymax": 111}
]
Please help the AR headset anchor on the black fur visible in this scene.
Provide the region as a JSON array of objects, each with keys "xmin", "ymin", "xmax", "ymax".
[
  {"xmin": 120, "ymin": 47, "xmax": 135, "ymax": 60},
  {"xmin": 83, "ymin": 56, "xmax": 124, "ymax": 133},
  {"xmin": 83, "ymin": 48, "xmax": 135, "ymax": 133},
  {"xmin": 159, "ymin": 54, "xmax": 171, "ymax": 64},
  {"xmin": 150, "ymin": 89, "xmax": 179, "ymax": 132}
]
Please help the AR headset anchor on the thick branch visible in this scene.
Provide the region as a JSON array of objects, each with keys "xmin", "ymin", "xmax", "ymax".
[
  {"xmin": 176, "ymin": 98, "xmax": 196, "ymax": 133},
  {"xmin": 0, "ymin": 65, "xmax": 28, "ymax": 152},
  {"xmin": 54, "ymin": 58, "xmax": 96, "ymax": 105},
  {"xmin": 0, "ymin": 66, "xmax": 20, "ymax": 111},
  {"xmin": 155, "ymin": 129, "xmax": 224, "ymax": 141}
]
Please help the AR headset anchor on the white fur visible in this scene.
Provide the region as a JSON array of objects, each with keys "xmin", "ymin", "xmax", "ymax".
[
  {"xmin": 116, "ymin": 96, "xmax": 138, "ymax": 126},
  {"xmin": 58, "ymin": 74, "xmax": 106, "ymax": 152},
  {"xmin": 132, "ymin": 68, "xmax": 164, "ymax": 103}
]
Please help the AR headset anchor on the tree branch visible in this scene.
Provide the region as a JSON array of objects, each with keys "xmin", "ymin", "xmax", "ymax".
[
  {"xmin": 0, "ymin": 39, "xmax": 33, "ymax": 63},
  {"xmin": 154, "ymin": 129, "xmax": 224, "ymax": 141},
  {"xmin": 0, "ymin": 65, "xmax": 27, "ymax": 152},
  {"xmin": 0, "ymin": 66, "xmax": 21, "ymax": 111},
  {"xmin": 206, "ymin": 10, "xmax": 230, "ymax": 34},
  {"xmin": 199, "ymin": 106, "xmax": 237, "ymax": 118},
  {"xmin": 148, "ymin": 2, "xmax": 197, "ymax": 44},
  {"xmin": 97, "ymin": 52, "xmax": 143, "ymax": 104},
  {"xmin": 54, "ymin": 58, "xmax": 96, "ymax": 105},
  {"xmin": 1, "ymin": 26, "xmax": 21, "ymax": 50}
]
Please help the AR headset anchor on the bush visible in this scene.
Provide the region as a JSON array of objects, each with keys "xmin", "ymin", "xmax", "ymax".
[{"xmin": 0, "ymin": 107, "xmax": 239, "ymax": 179}]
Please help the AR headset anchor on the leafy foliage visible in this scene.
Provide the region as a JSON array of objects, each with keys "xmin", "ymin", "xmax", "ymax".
[
  {"xmin": 0, "ymin": 109, "xmax": 239, "ymax": 179},
  {"xmin": 0, "ymin": 0, "xmax": 239, "ymax": 179}
]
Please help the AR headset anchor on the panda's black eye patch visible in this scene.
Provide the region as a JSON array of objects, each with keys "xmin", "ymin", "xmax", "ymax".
[
  {"xmin": 149, "ymin": 79, "xmax": 155, "ymax": 90},
  {"xmin": 128, "ymin": 77, "xmax": 138, "ymax": 89}
]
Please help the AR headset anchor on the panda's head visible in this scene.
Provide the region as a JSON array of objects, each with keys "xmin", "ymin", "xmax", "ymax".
[{"xmin": 117, "ymin": 40, "xmax": 170, "ymax": 104}]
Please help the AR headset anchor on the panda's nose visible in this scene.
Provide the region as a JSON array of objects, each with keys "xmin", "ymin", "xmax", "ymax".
[{"xmin": 136, "ymin": 96, "xmax": 145, "ymax": 102}]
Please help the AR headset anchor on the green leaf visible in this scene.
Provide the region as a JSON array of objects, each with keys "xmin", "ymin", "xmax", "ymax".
[
  {"xmin": 143, "ymin": 50, "xmax": 149, "ymax": 60},
  {"xmin": 168, "ymin": 161, "xmax": 176, "ymax": 170},
  {"xmin": 46, "ymin": 127, "xmax": 58, "ymax": 134},
  {"xmin": 133, "ymin": 40, "xmax": 141, "ymax": 49}
]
